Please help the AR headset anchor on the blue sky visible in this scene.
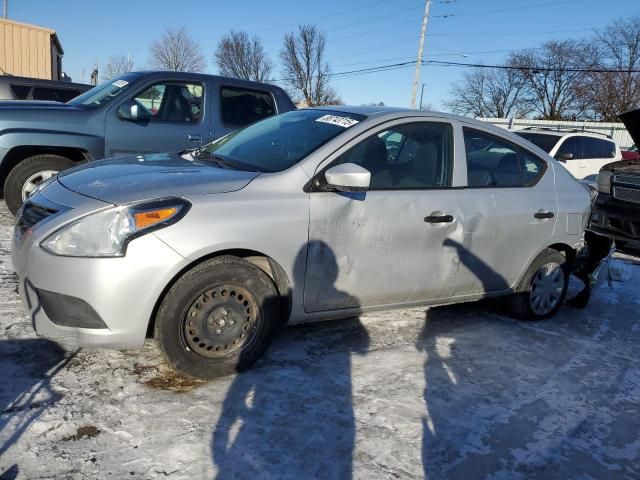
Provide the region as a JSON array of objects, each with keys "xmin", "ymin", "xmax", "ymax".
[{"xmin": 7, "ymin": 0, "xmax": 639, "ymax": 109}]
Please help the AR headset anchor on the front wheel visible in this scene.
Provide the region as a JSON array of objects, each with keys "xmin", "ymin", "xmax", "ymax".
[
  {"xmin": 154, "ymin": 256, "xmax": 281, "ymax": 379},
  {"xmin": 508, "ymin": 249, "xmax": 569, "ymax": 320},
  {"xmin": 4, "ymin": 154, "xmax": 76, "ymax": 215}
]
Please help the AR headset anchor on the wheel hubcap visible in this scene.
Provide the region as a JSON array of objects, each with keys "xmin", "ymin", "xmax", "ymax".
[
  {"xmin": 182, "ymin": 285, "xmax": 257, "ymax": 358},
  {"xmin": 530, "ymin": 262, "xmax": 565, "ymax": 316},
  {"xmin": 22, "ymin": 170, "xmax": 58, "ymax": 201}
]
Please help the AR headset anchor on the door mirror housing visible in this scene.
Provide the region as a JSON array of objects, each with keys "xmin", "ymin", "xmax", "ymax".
[
  {"xmin": 555, "ymin": 152, "xmax": 574, "ymax": 162},
  {"xmin": 117, "ymin": 101, "xmax": 151, "ymax": 122},
  {"xmin": 324, "ymin": 163, "xmax": 371, "ymax": 192}
]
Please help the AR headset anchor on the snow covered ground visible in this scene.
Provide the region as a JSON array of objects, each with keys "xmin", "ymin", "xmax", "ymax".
[{"xmin": 1, "ymin": 200, "xmax": 639, "ymax": 479}]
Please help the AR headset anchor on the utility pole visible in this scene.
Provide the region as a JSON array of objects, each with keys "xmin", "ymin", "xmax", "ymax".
[
  {"xmin": 410, "ymin": 0, "xmax": 431, "ymax": 108},
  {"xmin": 3, "ymin": 0, "xmax": 8, "ymax": 19}
]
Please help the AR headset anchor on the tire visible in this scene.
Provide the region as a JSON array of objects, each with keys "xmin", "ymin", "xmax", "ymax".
[
  {"xmin": 154, "ymin": 256, "xmax": 281, "ymax": 379},
  {"xmin": 4, "ymin": 154, "xmax": 76, "ymax": 215},
  {"xmin": 508, "ymin": 248, "xmax": 569, "ymax": 321}
]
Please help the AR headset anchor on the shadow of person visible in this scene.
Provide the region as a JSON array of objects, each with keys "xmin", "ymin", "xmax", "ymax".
[
  {"xmin": 212, "ymin": 240, "xmax": 369, "ymax": 479},
  {"xmin": 417, "ymin": 240, "xmax": 510, "ymax": 478},
  {"xmin": 0, "ymin": 338, "xmax": 73, "ymax": 467},
  {"xmin": 443, "ymin": 238, "xmax": 510, "ymax": 294}
]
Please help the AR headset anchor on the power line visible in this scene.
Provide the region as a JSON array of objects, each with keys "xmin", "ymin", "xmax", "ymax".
[
  {"xmin": 269, "ymin": 56, "xmax": 640, "ymax": 85},
  {"xmin": 432, "ymin": 0, "xmax": 585, "ymax": 18},
  {"xmin": 424, "ymin": 59, "xmax": 640, "ymax": 73},
  {"xmin": 426, "ymin": 27, "xmax": 594, "ymax": 37},
  {"xmin": 269, "ymin": 61, "xmax": 418, "ymax": 83},
  {"xmin": 251, "ymin": 0, "xmax": 393, "ymax": 33},
  {"xmin": 260, "ymin": 5, "xmax": 423, "ymax": 45}
]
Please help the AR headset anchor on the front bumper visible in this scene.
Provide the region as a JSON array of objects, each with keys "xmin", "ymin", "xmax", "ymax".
[
  {"xmin": 590, "ymin": 194, "xmax": 640, "ymax": 244},
  {"xmin": 12, "ymin": 186, "xmax": 190, "ymax": 349}
]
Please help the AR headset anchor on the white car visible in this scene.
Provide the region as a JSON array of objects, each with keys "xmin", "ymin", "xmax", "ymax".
[{"xmin": 514, "ymin": 128, "xmax": 621, "ymax": 181}]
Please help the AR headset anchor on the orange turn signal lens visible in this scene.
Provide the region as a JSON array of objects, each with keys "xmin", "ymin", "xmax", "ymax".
[{"xmin": 134, "ymin": 207, "xmax": 178, "ymax": 230}]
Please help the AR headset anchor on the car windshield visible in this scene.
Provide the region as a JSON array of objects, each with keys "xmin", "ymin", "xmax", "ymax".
[
  {"xmin": 200, "ymin": 109, "xmax": 366, "ymax": 172},
  {"xmin": 67, "ymin": 73, "xmax": 140, "ymax": 108},
  {"xmin": 515, "ymin": 132, "xmax": 561, "ymax": 153}
]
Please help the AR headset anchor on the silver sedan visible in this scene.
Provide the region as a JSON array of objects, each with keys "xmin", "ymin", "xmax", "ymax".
[{"xmin": 12, "ymin": 106, "xmax": 591, "ymax": 378}]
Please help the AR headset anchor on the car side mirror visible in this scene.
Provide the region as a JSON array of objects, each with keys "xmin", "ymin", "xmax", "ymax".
[
  {"xmin": 117, "ymin": 101, "xmax": 151, "ymax": 122},
  {"xmin": 555, "ymin": 152, "xmax": 573, "ymax": 162},
  {"xmin": 324, "ymin": 163, "xmax": 371, "ymax": 192}
]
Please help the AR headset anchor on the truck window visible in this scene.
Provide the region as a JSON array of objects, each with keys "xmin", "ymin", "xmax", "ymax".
[
  {"xmin": 32, "ymin": 87, "xmax": 81, "ymax": 102},
  {"xmin": 10, "ymin": 84, "xmax": 31, "ymax": 99},
  {"xmin": 220, "ymin": 86, "xmax": 276, "ymax": 127},
  {"xmin": 132, "ymin": 82, "xmax": 204, "ymax": 123}
]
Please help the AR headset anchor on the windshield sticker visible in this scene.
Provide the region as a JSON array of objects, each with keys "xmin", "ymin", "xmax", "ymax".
[
  {"xmin": 315, "ymin": 114, "xmax": 359, "ymax": 128},
  {"xmin": 112, "ymin": 80, "xmax": 129, "ymax": 88}
]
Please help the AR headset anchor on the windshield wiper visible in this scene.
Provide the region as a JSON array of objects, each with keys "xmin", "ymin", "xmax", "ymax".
[{"xmin": 197, "ymin": 152, "xmax": 268, "ymax": 173}]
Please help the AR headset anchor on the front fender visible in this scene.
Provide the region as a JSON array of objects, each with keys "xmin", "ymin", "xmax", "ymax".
[{"xmin": 0, "ymin": 130, "xmax": 104, "ymax": 164}]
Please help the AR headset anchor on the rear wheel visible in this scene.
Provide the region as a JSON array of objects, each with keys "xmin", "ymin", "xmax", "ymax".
[
  {"xmin": 4, "ymin": 154, "xmax": 76, "ymax": 215},
  {"xmin": 154, "ymin": 256, "xmax": 281, "ymax": 379},
  {"xmin": 508, "ymin": 249, "xmax": 569, "ymax": 320}
]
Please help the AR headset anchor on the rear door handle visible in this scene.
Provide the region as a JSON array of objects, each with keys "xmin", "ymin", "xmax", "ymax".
[
  {"xmin": 188, "ymin": 134, "xmax": 202, "ymax": 144},
  {"xmin": 424, "ymin": 214, "xmax": 454, "ymax": 223},
  {"xmin": 534, "ymin": 211, "xmax": 555, "ymax": 219}
]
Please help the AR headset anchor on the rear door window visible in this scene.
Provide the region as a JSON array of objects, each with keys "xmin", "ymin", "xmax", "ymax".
[
  {"xmin": 220, "ymin": 86, "xmax": 276, "ymax": 127},
  {"xmin": 582, "ymin": 137, "xmax": 616, "ymax": 159},
  {"xmin": 463, "ymin": 128, "xmax": 546, "ymax": 187}
]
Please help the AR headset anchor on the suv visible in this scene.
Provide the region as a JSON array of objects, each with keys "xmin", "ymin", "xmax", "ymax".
[
  {"xmin": 12, "ymin": 107, "xmax": 591, "ymax": 378},
  {"xmin": 514, "ymin": 128, "xmax": 621, "ymax": 181},
  {"xmin": 0, "ymin": 71, "xmax": 295, "ymax": 214},
  {"xmin": 590, "ymin": 108, "xmax": 640, "ymax": 251},
  {"xmin": 0, "ymin": 75, "xmax": 91, "ymax": 102}
]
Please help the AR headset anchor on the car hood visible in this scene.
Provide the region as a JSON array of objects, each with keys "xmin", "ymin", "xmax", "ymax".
[
  {"xmin": 620, "ymin": 107, "xmax": 640, "ymax": 147},
  {"xmin": 57, "ymin": 152, "xmax": 260, "ymax": 204},
  {"xmin": 601, "ymin": 158, "xmax": 640, "ymax": 174}
]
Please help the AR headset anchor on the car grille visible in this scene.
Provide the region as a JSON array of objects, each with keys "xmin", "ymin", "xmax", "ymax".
[
  {"xmin": 613, "ymin": 186, "xmax": 640, "ymax": 205},
  {"xmin": 16, "ymin": 201, "xmax": 58, "ymax": 237},
  {"xmin": 614, "ymin": 174, "xmax": 640, "ymax": 187}
]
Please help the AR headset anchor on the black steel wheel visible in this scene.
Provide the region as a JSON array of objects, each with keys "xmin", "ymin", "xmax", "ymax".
[{"xmin": 155, "ymin": 256, "xmax": 281, "ymax": 379}]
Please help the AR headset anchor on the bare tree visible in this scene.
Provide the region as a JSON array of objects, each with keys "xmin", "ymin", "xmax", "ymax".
[
  {"xmin": 508, "ymin": 40, "xmax": 599, "ymax": 120},
  {"xmin": 101, "ymin": 54, "xmax": 134, "ymax": 81},
  {"xmin": 444, "ymin": 66, "xmax": 530, "ymax": 118},
  {"xmin": 149, "ymin": 26, "xmax": 206, "ymax": 72},
  {"xmin": 214, "ymin": 30, "xmax": 273, "ymax": 82},
  {"xmin": 579, "ymin": 16, "xmax": 640, "ymax": 121},
  {"xmin": 279, "ymin": 25, "xmax": 341, "ymax": 106}
]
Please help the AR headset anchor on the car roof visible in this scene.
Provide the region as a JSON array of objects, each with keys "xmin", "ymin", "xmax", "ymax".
[
  {"xmin": 309, "ymin": 105, "xmax": 522, "ymax": 139},
  {"xmin": 514, "ymin": 128, "xmax": 612, "ymax": 140}
]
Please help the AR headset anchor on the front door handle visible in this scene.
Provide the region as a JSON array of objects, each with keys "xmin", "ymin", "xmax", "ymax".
[
  {"xmin": 534, "ymin": 211, "xmax": 555, "ymax": 219},
  {"xmin": 188, "ymin": 134, "xmax": 202, "ymax": 144},
  {"xmin": 424, "ymin": 214, "xmax": 454, "ymax": 223}
]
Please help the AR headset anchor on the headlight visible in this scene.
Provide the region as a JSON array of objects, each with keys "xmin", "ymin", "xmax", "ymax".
[
  {"xmin": 41, "ymin": 198, "xmax": 190, "ymax": 257},
  {"xmin": 596, "ymin": 171, "xmax": 612, "ymax": 194}
]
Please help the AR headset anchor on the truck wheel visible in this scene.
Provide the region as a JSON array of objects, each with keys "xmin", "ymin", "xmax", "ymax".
[
  {"xmin": 4, "ymin": 154, "xmax": 76, "ymax": 215},
  {"xmin": 508, "ymin": 249, "xmax": 569, "ymax": 320},
  {"xmin": 154, "ymin": 256, "xmax": 281, "ymax": 379}
]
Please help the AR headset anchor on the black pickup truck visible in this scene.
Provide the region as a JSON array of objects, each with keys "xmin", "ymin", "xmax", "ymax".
[
  {"xmin": 590, "ymin": 107, "xmax": 640, "ymax": 251},
  {"xmin": 0, "ymin": 71, "xmax": 295, "ymax": 214}
]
